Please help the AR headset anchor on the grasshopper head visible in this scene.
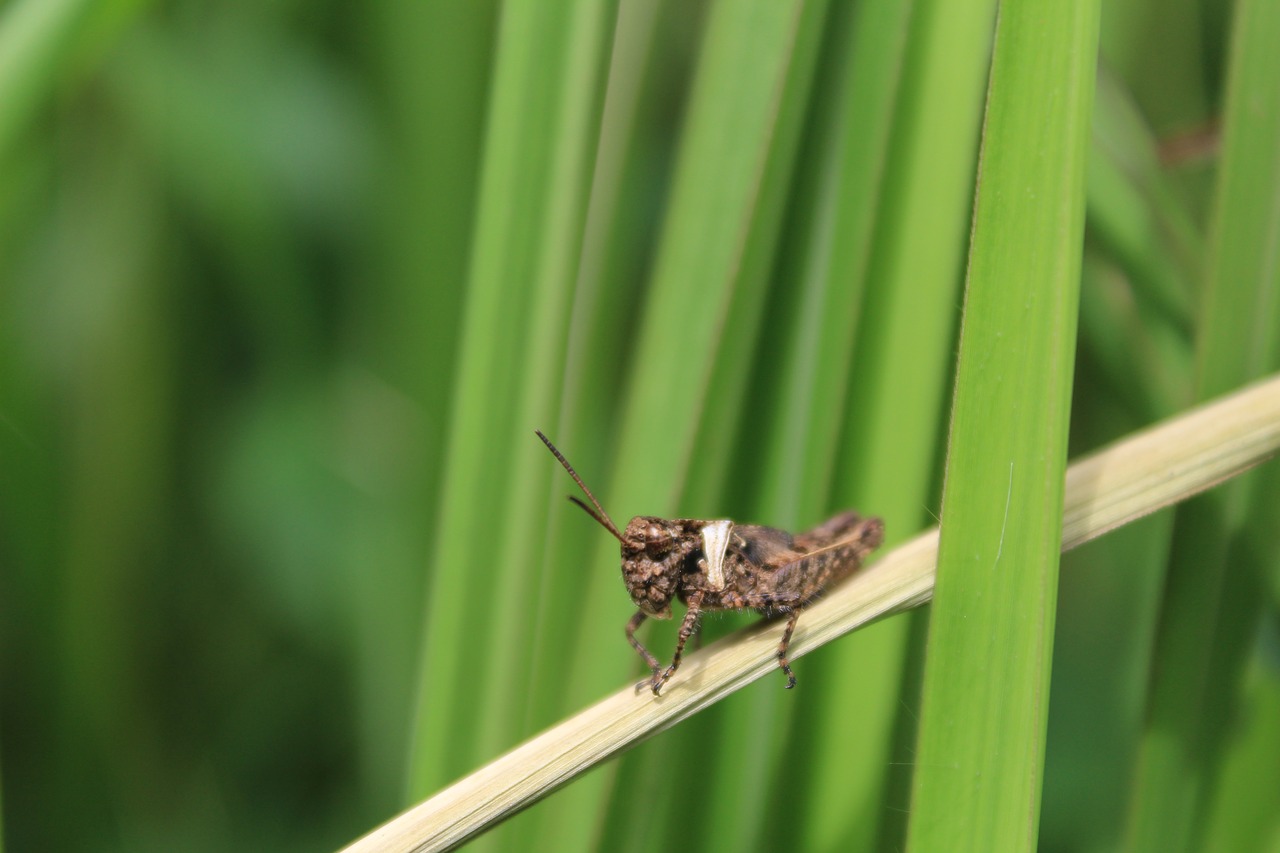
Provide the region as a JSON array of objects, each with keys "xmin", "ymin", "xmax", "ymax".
[{"xmin": 619, "ymin": 516, "xmax": 699, "ymax": 618}]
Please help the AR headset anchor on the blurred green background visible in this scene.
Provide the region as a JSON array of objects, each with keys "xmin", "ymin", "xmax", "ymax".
[{"xmin": 1, "ymin": 0, "xmax": 1277, "ymax": 852}]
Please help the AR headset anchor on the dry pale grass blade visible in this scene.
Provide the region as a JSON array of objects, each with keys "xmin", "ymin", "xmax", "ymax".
[{"xmin": 342, "ymin": 373, "xmax": 1280, "ymax": 853}]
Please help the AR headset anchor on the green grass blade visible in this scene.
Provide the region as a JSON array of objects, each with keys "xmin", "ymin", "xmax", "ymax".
[
  {"xmin": 1087, "ymin": 71, "xmax": 1200, "ymax": 336},
  {"xmin": 524, "ymin": 2, "xmax": 817, "ymax": 849},
  {"xmin": 1123, "ymin": 0, "xmax": 1280, "ymax": 846},
  {"xmin": 404, "ymin": 0, "xmax": 618, "ymax": 804},
  {"xmin": 650, "ymin": 0, "xmax": 850, "ymax": 841},
  {"xmin": 1075, "ymin": 73, "xmax": 1200, "ymax": 425},
  {"xmin": 796, "ymin": 0, "xmax": 997, "ymax": 845},
  {"xmin": 905, "ymin": 0, "xmax": 1100, "ymax": 848},
  {"xmin": 592, "ymin": 1, "xmax": 833, "ymax": 849}
]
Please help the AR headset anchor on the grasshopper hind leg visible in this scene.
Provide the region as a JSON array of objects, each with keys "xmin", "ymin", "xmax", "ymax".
[{"xmin": 777, "ymin": 610, "xmax": 801, "ymax": 689}]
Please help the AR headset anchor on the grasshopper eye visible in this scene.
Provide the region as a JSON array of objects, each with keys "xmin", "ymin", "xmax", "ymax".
[{"xmin": 643, "ymin": 524, "xmax": 671, "ymax": 556}]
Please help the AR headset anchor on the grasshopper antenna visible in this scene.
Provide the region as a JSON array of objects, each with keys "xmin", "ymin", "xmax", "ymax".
[{"xmin": 536, "ymin": 430, "xmax": 624, "ymax": 542}]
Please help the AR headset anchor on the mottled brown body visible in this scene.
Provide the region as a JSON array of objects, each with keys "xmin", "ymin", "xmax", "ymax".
[{"xmin": 537, "ymin": 431, "xmax": 884, "ymax": 695}]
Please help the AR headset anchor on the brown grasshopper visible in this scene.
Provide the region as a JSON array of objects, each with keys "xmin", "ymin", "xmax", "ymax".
[{"xmin": 537, "ymin": 431, "xmax": 884, "ymax": 695}]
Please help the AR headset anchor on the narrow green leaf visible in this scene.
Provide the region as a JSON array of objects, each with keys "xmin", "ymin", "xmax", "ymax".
[
  {"xmin": 795, "ymin": 0, "xmax": 997, "ymax": 845},
  {"xmin": 594, "ymin": 0, "xmax": 834, "ymax": 849},
  {"xmin": 906, "ymin": 0, "xmax": 1099, "ymax": 848},
  {"xmin": 404, "ymin": 0, "xmax": 618, "ymax": 803},
  {"xmin": 1124, "ymin": 0, "xmax": 1280, "ymax": 846},
  {"xmin": 658, "ymin": 3, "xmax": 839, "ymax": 850},
  {"xmin": 527, "ymin": 1, "xmax": 815, "ymax": 849}
]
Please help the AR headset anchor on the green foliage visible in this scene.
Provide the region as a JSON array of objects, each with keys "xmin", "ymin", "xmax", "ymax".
[
  {"xmin": 907, "ymin": 0, "xmax": 1098, "ymax": 848},
  {"xmin": 0, "ymin": 0, "xmax": 1276, "ymax": 851},
  {"xmin": 1124, "ymin": 0, "xmax": 1280, "ymax": 849}
]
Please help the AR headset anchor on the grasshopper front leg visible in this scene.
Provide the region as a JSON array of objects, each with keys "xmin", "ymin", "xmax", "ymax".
[
  {"xmin": 626, "ymin": 611, "xmax": 662, "ymax": 690},
  {"xmin": 649, "ymin": 590, "xmax": 705, "ymax": 695}
]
